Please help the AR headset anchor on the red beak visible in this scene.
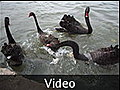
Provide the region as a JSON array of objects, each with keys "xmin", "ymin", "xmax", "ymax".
[
  {"xmin": 85, "ymin": 12, "xmax": 89, "ymax": 17},
  {"xmin": 46, "ymin": 44, "xmax": 52, "ymax": 47}
]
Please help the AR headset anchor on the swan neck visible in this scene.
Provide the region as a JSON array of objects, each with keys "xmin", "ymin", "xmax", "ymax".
[
  {"xmin": 56, "ymin": 41, "xmax": 88, "ymax": 61},
  {"xmin": 5, "ymin": 24, "xmax": 16, "ymax": 44},
  {"xmin": 32, "ymin": 14, "xmax": 43, "ymax": 34},
  {"xmin": 85, "ymin": 16, "xmax": 93, "ymax": 34}
]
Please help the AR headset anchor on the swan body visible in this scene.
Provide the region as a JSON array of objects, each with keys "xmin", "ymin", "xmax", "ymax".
[
  {"xmin": 47, "ymin": 40, "xmax": 119, "ymax": 65},
  {"xmin": 1, "ymin": 17, "xmax": 24, "ymax": 66},
  {"xmin": 29, "ymin": 12, "xmax": 60, "ymax": 48},
  {"xmin": 55, "ymin": 7, "xmax": 93, "ymax": 34}
]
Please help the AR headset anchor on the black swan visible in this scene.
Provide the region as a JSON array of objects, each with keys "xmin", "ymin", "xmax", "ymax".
[
  {"xmin": 29, "ymin": 12, "xmax": 60, "ymax": 48},
  {"xmin": 55, "ymin": 7, "xmax": 93, "ymax": 34},
  {"xmin": 47, "ymin": 40, "xmax": 119, "ymax": 65},
  {"xmin": 1, "ymin": 17, "xmax": 24, "ymax": 66}
]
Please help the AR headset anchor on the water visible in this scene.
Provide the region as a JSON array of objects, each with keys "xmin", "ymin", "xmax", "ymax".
[{"xmin": 0, "ymin": 1, "xmax": 119, "ymax": 75}]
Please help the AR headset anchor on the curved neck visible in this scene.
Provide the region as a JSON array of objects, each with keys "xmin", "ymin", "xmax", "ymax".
[
  {"xmin": 32, "ymin": 14, "xmax": 43, "ymax": 34},
  {"xmin": 85, "ymin": 15, "xmax": 93, "ymax": 34},
  {"xmin": 5, "ymin": 23, "xmax": 16, "ymax": 44},
  {"xmin": 55, "ymin": 41, "xmax": 89, "ymax": 61}
]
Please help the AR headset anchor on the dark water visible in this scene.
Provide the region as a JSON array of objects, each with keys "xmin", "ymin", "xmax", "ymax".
[{"xmin": 0, "ymin": 1, "xmax": 119, "ymax": 75}]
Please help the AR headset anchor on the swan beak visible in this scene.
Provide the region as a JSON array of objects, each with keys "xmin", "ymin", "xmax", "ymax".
[
  {"xmin": 7, "ymin": 56, "xmax": 12, "ymax": 59},
  {"xmin": 85, "ymin": 13, "xmax": 89, "ymax": 17},
  {"xmin": 46, "ymin": 44, "xmax": 52, "ymax": 47},
  {"xmin": 28, "ymin": 13, "xmax": 32, "ymax": 17},
  {"xmin": 85, "ymin": 7, "xmax": 90, "ymax": 17},
  {"xmin": 28, "ymin": 14, "xmax": 31, "ymax": 17}
]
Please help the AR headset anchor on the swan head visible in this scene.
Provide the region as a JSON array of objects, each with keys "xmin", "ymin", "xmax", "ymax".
[
  {"xmin": 46, "ymin": 43, "xmax": 58, "ymax": 52},
  {"xmin": 85, "ymin": 7, "xmax": 90, "ymax": 17},
  {"xmin": 46, "ymin": 40, "xmax": 60, "ymax": 52},
  {"xmin": 29, "ymin": 12, "xmax": 35, "ymax": 17},
  {"xmin": 5, "ymin": 17, "xmax": 10, "ymax": 25}
]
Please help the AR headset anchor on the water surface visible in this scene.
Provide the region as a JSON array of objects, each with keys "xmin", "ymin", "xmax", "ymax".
[{"xmin": 0, "ymin": 1, "xmax": 119, "ymax": 75}]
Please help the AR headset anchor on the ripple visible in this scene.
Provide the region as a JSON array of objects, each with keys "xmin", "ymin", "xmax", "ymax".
[{"xmin": 0, "ymin": 1, "xmax": 119, "ymax": 75}]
